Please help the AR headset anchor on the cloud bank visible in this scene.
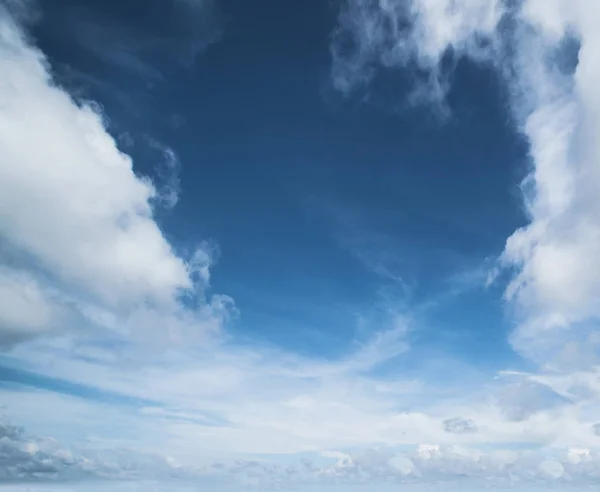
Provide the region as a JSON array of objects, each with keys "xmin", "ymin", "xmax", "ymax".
[{"xmin": 3, "ymin": 415, "xmax": 600, "ymax": 489}]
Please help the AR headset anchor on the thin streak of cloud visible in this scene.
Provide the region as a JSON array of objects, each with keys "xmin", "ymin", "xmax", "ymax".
[{"xmin": 42, "ymin": 0, "xmax": 222, "ymax": 82}]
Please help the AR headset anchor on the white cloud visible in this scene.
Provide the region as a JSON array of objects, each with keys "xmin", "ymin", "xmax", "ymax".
[
  {"xmin": 4, "ymin": 322, "xmax": 600, "ymax": 467},
  {"xmin": 0, "ymin": 12, "xmax": 187, "ymax": 306},
  {"xmin": 331, "ymin": 0, "xmax": 505, "ymax": 111},
  {"xmin": 3, "ymin": 413, "xmax": 600, "ymax": 489},
  {"xmin": 333, "ymin": 0, "xmax": 600, "ymax": 367},
  {"xmin": 500, "ymin": 1, "xmax": 600, "ymax": 364},
  {"xmin": 0, "ymin": 6, "xmax": 231, "ymax": 344},
  {"xmin": 2, "ymin": 322, "xmax": 420, "ymax": 457}
]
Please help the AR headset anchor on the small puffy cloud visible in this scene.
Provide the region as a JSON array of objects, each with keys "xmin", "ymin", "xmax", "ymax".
[{"xmin": 443, "ymin": 417, "xmax": 477, "ymax": 434}]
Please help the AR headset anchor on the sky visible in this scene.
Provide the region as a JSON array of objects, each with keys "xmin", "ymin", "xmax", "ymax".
[{"xmin": 1, "ymin": 0, "xmax": 600, "ymax": 490}]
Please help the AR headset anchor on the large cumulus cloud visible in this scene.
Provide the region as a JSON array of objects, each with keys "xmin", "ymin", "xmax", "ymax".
[{"xmin": 0, "ymin": 4, "xmax": 233, "ymax": 347}]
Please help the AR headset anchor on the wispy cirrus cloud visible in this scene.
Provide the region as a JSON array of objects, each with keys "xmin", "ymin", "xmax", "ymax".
[
  {"xmin": 36, "ymin": 0, "xmax": 222, "ymax": 83},
  {"xmin": 4, "ymin": 321, "xmax": 600, "ymax": 469}
]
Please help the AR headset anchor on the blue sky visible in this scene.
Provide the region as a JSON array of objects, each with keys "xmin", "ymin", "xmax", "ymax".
[{"xmin": 1, "ymin": 0, "xmax": 600, "ymax": 490}]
